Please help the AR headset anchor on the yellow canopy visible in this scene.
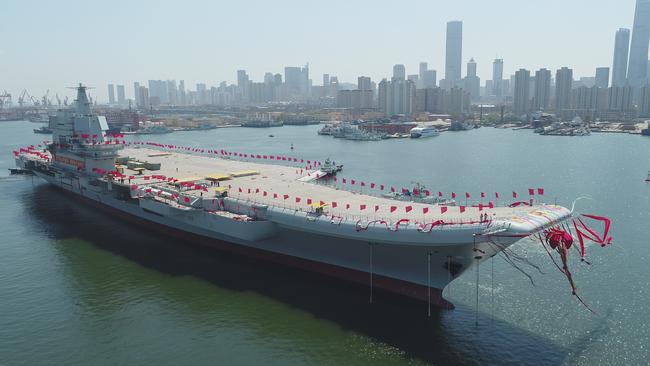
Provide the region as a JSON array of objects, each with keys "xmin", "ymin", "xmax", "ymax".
[
  {"xmin": 175, "ymin": 176, "xmax": 201, "ymax": 184},
  {"xmin": 205, "ymin": 173, "xmax": 231, "ymax": 181},
  {"xmin": 310, "ymin": 202, "xmax": 328, "ymax": 209},
  {"xmin": 213, "ymin": 186, "xmax": 229, "ymax": 194},
  {"xmin": 230, "ymin": 170, "xmax": 259, "ymax": 177}
]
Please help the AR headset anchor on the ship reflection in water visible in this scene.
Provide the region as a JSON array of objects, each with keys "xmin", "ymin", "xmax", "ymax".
[{"xmin": 21, "ymin": 183, "xmax": 570, "ymax": 366}]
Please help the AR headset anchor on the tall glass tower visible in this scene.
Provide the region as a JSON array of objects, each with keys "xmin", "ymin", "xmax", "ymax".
[{"xmin": 628, "ymin": 0, "xmax": 650, "ymax": 87}]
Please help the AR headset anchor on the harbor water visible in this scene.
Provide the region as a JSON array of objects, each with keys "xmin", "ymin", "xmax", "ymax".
[{"xmin": 1, "ymin": 121, "xmax": 649, "ymax": 365}]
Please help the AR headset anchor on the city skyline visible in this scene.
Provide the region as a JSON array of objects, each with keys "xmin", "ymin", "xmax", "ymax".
[{"xmin": 0, "ymin": 0, "xmax": 642, "ymax": 101}]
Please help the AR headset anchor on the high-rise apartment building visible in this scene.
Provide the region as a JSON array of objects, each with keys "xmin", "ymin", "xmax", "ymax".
[
  {"xmin": 463, "ymin": 58, "xmax": 480, "ymax": 101},
  {"xmin": 116, "ymin": 85, "xmax": 125, "ymax": 105},
  {"xmin": 555, "ymin": 67, "xmax": 573, "ymax": 114},
  {"xmin": 393, "ymin": 64, "xmax": 406, "ymax": 81},
  {"xmin": 107, "ymin": 84, "xmax": 115, "ymax": 104},
  {"xmin": 595, "ymin": 67, "xmax": 610, "ymax": 88},
  {"xmin": 513, "ymin": 69, "xmax": 531, "ymax": 115}
]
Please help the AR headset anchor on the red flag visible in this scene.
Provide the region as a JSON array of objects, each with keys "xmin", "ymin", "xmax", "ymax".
[
  {"xmin": 283, "ymin": 194, "xmax": 289, "ymax": 200},
  {"xmin": 391, "ymin": 187, "xmax": 396, "ymax": 192},
  {"xmin": 332, "ymin": 202, "xmax": 338, "ymax": 208},
  {"xmin": 465, "ymin": 192, "xmax": 470, "ymax": 198},
  {"xmin": 423, "ymin": 207, "xmax": 429, "ymax": 214},
  {"xmin": 361, "ymin": 182, "xmax": 365, "ymax": 187},
  {"xmin": 351, "ymin": 180, "xmax": 356, "ymax": 185},
  {"xmin": 273, "ymin": 193, "xmax": 278, "ymax": 198},
  {"xmin": 424, "ymin": 190, "xmax": 430, "ymax": 196},
  {"xmin": 184, "ymin": 197, "xmax": 190, "ymax": 203},
  {"xmin": 380, "ymin": 184, "xmax": 385, "ymax": 190},
  {"xmin": 360, "ymin": 204, "xmax": 366, "ymax": 210},
  {"xmin": 374, "ymin": 205, "xmax": 379, "ymax": 212},
  {"xmin": 255, "ymin": 188, "xmax": 259, "ymax": 193},
  {"xmin": 512, "ymin": 191, "xmax": 518, "ymax": 198},
  {"xmin": 239, "ymin": 187, "xmax": 243, "ymax": 193},
  {"xmin": 295, "ymin": 197, "xmax": 301, "ymax": 203},
  {"xmin": 307, "ymin": 198, "xmax": 312, "ymax": 205},
  {"xmin": 346, "ymin": 203, "xmax": 350, "ymax": 209},
  {"xmin": 390, "ymin": 206, "xmax": 397, "ymax": 213},
  {"xmin": 405, "ymin": 206, "xmax": 413, "ymax": 213},
  {"xmin": 481, "ymin": 192, "xmax": 485, "ymax": 198},
  {"xmin": 528, "ymin": 188, "xmax": 535, "ymax": 195},
  {"xmin": 370, "ymin": 183, "xmax": 376, "ymax": 189},
  {"xmin": 495, "ymin": 192, "xmax": 500, "ymax": 199},
  {"xmin": 342, "ymin": 178, "xmax": 347, "ymax": 184},
  {"xmin": 441, "ymin": 206, "xmax": 448, "ymax": 214},
  {"xmin": 438, "ymin": 191, "xmax": 443, "ymax": 197},
  {"xmin": 460, "ymin": 206, "xmax": 466, "ymax": 213},
  {"xmin": 488, "ymin": 201, "xmax": 494, "ymax": 209},
  {"xmin": 537, "ymin": 188, "xmax": 545, "ymax": 195},
  {"xmin": 263, "ymin": 191, "xmax": 268, "ymax": 196},
  {"xmin": 452, "ymin": 192, "xmax": 456, "ymax": 198},
  {"xmin": 478, "ymin": 204, "xmax": 484, "ymax": 211},
  {"xmin": 333, "ymin": 177, "xmax": 337, "ymax": 182}
]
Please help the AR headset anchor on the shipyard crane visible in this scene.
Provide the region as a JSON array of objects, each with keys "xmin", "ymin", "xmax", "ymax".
[
  {"xmin": 18, "ymin": 89, "xmax": 38, "ymax": 107},
  {"xmin": 55, "ymin": 93, "xmax": 61, "ymax": 106},
  {"xmin": 42, "ymin": 90, "xmax": 50, "ymax": 107}
]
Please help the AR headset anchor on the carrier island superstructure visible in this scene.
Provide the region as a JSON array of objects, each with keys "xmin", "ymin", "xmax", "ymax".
[{"xmin": 14, "ymin": 85, "xmax": 573, "ymax": 309}]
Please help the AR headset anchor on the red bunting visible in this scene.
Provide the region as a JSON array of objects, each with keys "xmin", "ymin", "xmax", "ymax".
[
  {"xmin": 390, "ymin": 206, "xmax": 397, "ymax": 213},
  {"xmin": 441, "ymin": 206, "xmax": 448, "ymax": 214},
  {"xmin": 423, "ymin": 207, "xmax": 429, "ymax": 214},
  {"xmin": 405, "ymin": 206, "xmax": 413, "ymax": 213}
]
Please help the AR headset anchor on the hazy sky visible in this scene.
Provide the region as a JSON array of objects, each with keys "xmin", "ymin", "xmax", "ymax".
[{"xmin": 0, "ymin": 0, "xmax": 639, "ymax": 102}]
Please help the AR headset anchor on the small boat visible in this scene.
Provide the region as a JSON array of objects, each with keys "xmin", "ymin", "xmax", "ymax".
[
  {"xmin": 268, "ymin": 134, "xmax": 274, "ymax": 137},
  {"xmin": 33, "ymin": 126, "xmax": 53, "ymax": 134},
  {"xmin": 646, "ymin": 171, "xmax": 650, "ymax": 182}
]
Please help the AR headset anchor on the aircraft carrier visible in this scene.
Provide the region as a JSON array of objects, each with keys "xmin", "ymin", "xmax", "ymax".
[{"xmin": 14, "ymin": 85, "xmax": 573, "ymax": 309}]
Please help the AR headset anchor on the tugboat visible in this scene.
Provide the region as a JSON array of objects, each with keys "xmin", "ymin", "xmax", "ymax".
[
  {"xmin": 33, "ymin": 126, "xmax": 53, "ymax": 134},
  {"xmin": 645, "ymin": 171, "xmax": 650, "ymax": 182}
]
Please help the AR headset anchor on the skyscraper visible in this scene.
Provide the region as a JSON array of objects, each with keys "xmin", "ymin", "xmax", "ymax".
[
  {"xmin": 595, "ymin": 67, "xmax": 610, "ymax": 88},
  {"xmin": 612, "ymin": 28, "xmax": 631, "ymax": 86},
  {"xmin": 133, "ymin": 82, "xmax": 140, "ymax": 107},
  {"xmin": 628, "ymin": 0, "xmax": 650, "ymax": 87},
  {"xmin": 492, "ymin": 59, "xmax": 504, "ymax": 97},
  {"xmin": 445, "ymin": 21, "xmax": 463, "ymax": 88},
  {"xmin": 419, "ymin": 62, "xmax": 428, "ymax": 83},
  {"xmin": 513, "ymin": 69, "xmax": 530, "ymax": 116},
  {"xmin": 555, "ymin": 67, "xmax": 573, "ymax": 114},
  {"xmin": 533, "ymin": 69, "xmax": 551, "ymax": 111},
  {"xmin": 463, "ymin": 58, "xmax": 480, "ymax": 102},
  {"xmin": 116, "ymin": 85, "xmax": 125, "ymax": 105},
  {"xmin": 107, "ymin": 84, "xmax": 115, "ymax": 104},
  {"xmin": 393, "ymin": 64, "xmax": 406, "ymax": 81}
]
